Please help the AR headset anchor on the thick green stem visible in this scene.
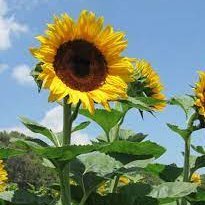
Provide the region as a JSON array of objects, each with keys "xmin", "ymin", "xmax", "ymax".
[
  {"xmin": 181, "ymin": 113, "xmax": 197, "ymax": 205},
  {"xmin": 59, "ymin": 97, "xmax": 72, "ymax": 205},
  {"xmin": 183, "ymin": 137, "xmax": 191, "ymax": 182}
]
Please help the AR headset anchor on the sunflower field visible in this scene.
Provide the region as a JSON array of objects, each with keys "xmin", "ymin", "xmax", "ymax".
[{"xmin": 1, "ymin": 9, "xmax": 205, "ymax": 205}]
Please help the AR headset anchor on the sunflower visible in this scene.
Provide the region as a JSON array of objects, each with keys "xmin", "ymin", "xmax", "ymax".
[
  {"xmin": 191, "ymin": 173, "xmax": 201, "ymax": 186},
  {"xmin": 31, "ymin": 10, "xmax": 134, "ymax": 114},
  {"xmin": 127, "ymin": 59, "xmax": 166, "ymax": 111},
  {"xmin": 0, "ymin": 160, "xmax": 8, "ymax": 192},
  {"xmin": 194, "ymin": 71, "xmax": 205, "ymax": 117}
]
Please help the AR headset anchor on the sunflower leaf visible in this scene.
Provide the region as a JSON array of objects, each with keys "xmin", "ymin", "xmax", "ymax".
[
  {"xmin": 20, "ymin": 116, "xmax": 60, "ymax": 147},
  {"xmin": 78, "ymin": 108, "xmax": 123, "ymax": 136},
  {"xmin": 167, "ymin": 123, "xmax": 189, "ymax": 140},
  {"xmin": 149, "ymin": 182, "xmax": 197, "ymax": 198},
  {"xmin": 169, "ymin": 95, "xmax": 194, "ymax": 118},
  {"xmin": 72, "ymin": 121, "xmax": 91, "ymax": 133},
  {"xmin": 9, "ymin": 140, "xmax": 165, "ymax": 162}
]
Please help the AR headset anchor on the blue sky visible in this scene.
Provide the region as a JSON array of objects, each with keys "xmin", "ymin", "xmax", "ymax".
[{"xmin": 1, "ymin": 0, "xmax": 205, "ymax": 165}]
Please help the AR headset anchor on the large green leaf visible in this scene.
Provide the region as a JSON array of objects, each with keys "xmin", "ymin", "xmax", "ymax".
[
  {"xmin": 70, "ymin": 152, "xmax": 122, "ymax": 197},
  {"xmin": 79, "ymin": 109, "xmax": 123, "ymax": 135},
  {"xmin": 167, "ymin": 123, "xmax": 189, "ymax": 140},
  {"xmin": 11, "ymin": 140, "xmax": 165, "ymax": 162},
  {"xmin": 149, "ymin": 182, "xmax": 197, "ymax": 198},
  {"xmin": 20, "ymin": 116, "xmax": 60, "ymax": 146},
  {"xmin": 145, "ymin": 163, "xmax": 183, "ymax": 182},
  {"xmin": 77, "ymin": 151, "xmax": 122, "ymax": 176},
  {"xmin": 0, "ymin": 190, "xmax": 55, "ymax": 204},
  {"xmin": 0, "ymin": 148, "xmax": 26, "ymax": 159},
  {"xmin": 169, "ymin": 96, "xmax": 194, "ymax": 118}
]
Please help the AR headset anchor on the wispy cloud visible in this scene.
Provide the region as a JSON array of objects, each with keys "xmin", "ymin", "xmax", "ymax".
[
  {"xmin": 0, "ymin": 0, "xmax": 28, "ymax": 50},
  {"xmin": 11, "ymin": 64, "xmax": 33, "ymax": 86}
]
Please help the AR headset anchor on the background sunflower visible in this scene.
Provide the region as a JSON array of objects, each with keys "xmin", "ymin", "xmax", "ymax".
[
  {"xmin": 31, "ymin": 10, "xmax": 134, "ymax": 114},
  {"xmin": 127, "ymin": 59, "xmax": 166, "ymax": 111},
  {"xmin": 0, "ymin": 160, "xmax": 8, "ymax": 192},
  {"xmin": 194, "ymin": 71, "xmax": 205, "ymax": 117}
]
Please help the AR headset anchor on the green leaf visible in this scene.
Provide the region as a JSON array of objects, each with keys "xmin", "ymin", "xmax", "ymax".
[
  {"xmin": 77, "ymin": 151, "xmax": 122, "ymax": 176},
  {"xmin": 192, "ymin": 145, "xmax": 205, "ymax": 155},
  {"xmin": 118, "ymin": 129, "xmax": 147, "ymax": 142},
  {"xmin": 120, "ymin": 97, "xmax": 153, "ymax": 111},
  {"xmin": 72, "ymin": 121, "xmax": 90, "ymax": 133},
  {"xmin": 31, "ymin": 62, "xmax": 43, "ymax": 92},
  {"xmin": 20, "ymin": 116, "xmax": 60, "ymax": 146},
  {"xmin": 16, "ymin": 140, "xmax": 165, "ymax": 162},
  {"xmin": 149, "ymin": 182, "xmax": 197, "ymax": 198},
  {"xmin": 169, "ymin": 96, "xmax": 194, "ymax": 118},
  {"xmin": 167, "ymin": 123, "xmax": 189, "ymax": 139},
  {"xmin": 191, "ymin": 155, "xmax": 205, "ymax": 172},
  {"xmin": 0, "ymin": 148, "xmax": 26, "ymax": 159},
  {"xmin": 0, "ymin": 190, "xmax": 55, "ymax": 204},
  {"xmin": 70, "ymin": 152, "xmax": 122, "ymax": 196},
  {"xmin": 78, "ymin": 108, "xmax": 123, "ymax": 135},
  {"xmin": 188, "ymin": 188, "xmax": 205, "ymax": 202},
  {"xmin": 145, "ymin": 163, "xmax": 183, "ymax": 182}
]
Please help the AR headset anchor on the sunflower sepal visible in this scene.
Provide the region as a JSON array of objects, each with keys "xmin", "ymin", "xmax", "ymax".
[{"xmin": 31, "ymin": 62, "xmax": 43, "ymax": 93}]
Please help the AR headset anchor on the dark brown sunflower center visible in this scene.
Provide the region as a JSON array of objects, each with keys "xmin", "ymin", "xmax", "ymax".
[{"xmin": 53, "ymin": 39, "xmax": 107, "ymax": 92}]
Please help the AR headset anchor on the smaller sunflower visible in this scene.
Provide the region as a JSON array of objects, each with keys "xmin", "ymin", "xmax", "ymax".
[
  {"xmin": 191, "ymin": 173, "xmax": 201, "ymax": 186},
  {"xmin": 194, "ymin": 71, "xmax": 205, "ymax": 117},
  {"xmin": 0, "ymin": 160, "xmax": 8, "ymax": 192},
  {"xmin": 127, "ymin": 59, "xmax": 166, "ymax": 111}
]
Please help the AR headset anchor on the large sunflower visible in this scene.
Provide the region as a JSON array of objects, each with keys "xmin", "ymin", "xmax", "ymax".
[
  {"xmin": 31, "ymin": 10, "xmax": 134, "ymax": 114},
  {"xmin": 127, "ymin": 59, "xmax": 166, "ymax": 111},
  {"xmin": 194, "ymin": 71, "xmax": 205, "ymax": 117},
  {"xmin": 0, "ymin": 160, "xmax": 8, "ymax": 192}
]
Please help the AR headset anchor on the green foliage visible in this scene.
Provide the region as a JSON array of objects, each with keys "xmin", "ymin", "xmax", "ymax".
[
  {"xmin": 145, "ymin": 164, "xmax": 183, "ymax": 182},
  {"xmin": 0, "ymin": 190, "xmax": 56, "ymax": 205},
  {"xmin": 20, "ymin": 117, "xmax": 60, "ymax": 146},
  {"xmin": 191, "ymin": 155, "xmax": 205, "ymax": 173},
  {"xmin": 169, "ymin": 96, "xmax": 194, "ymax": 118},
  {"xmin": 167, "ymin": 124, "xmax": 189, "ymax": 140},
  {"xmin": 31, "ymin": 63, "xmax": 43, "ymax": 93},
  {"xmin": 6, "ymin": 140, "xmax": 165, "ymax": 162},
  {"xmin": 0, "ymin": 132, "xmax": 58, "ymax": 190},
  {"xmin": 78, "ymin": 108, "xmax": 124, "ymax": 136},
  {"xmin": 72, "ymin": 121, "xmax": 90, "ymax": 133}
]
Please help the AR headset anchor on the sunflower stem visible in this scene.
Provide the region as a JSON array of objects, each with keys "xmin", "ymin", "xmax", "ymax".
[
  {"xmin": 181, "ymin": 113, "xmax": 197, "ymax": 205},
  {"xmin": 59, "ymin": 96, "xmax": 72, "ymax": 205},
  {"xmin": 110, "ymin": 175, "xmax": 120, "ymax": 193}
]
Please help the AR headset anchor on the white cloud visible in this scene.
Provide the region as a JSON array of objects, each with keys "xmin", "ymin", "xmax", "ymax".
[
  {"xmin": 0, "ymin": 0, "xmax": 27, "ymax": 50},
  {"xmin": 0, "ymin": 64, "xmax": 8, "ymax": 74},
  {"xmin": 1, "ymin": 106, "xmax": 91, "ymax": 145},
  {"xmin": 41, "ymin": 106, "xmax": 91, "ymax": 145},
  {"xmin": 12, "ymin": 64, "xmax": 33, "ymax": 85}
]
